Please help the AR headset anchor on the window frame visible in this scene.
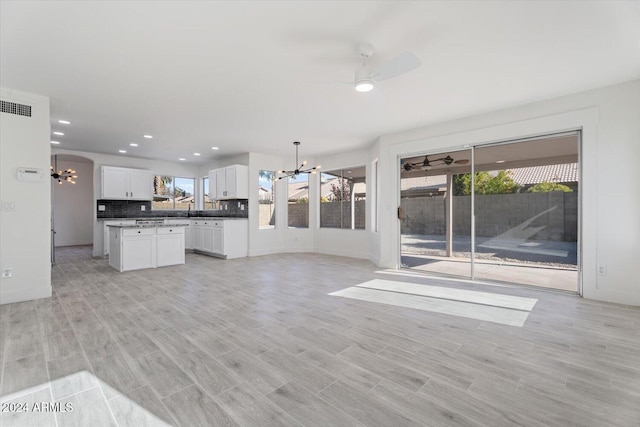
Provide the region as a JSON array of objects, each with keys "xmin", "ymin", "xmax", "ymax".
[
  {"xmin": 319, "ymin": 165, "xmax": 366, "ymax": 230},
  {"xmin": 258, "ymin": 169, "xmax": 277, "ymax": 229},
  {"xmin": 287, "ymin": 173, "xmax": 309, "ymax": 229},
  {"xmin": 152, "ymin": 175, "xmax": 195, "ymax": 211}
]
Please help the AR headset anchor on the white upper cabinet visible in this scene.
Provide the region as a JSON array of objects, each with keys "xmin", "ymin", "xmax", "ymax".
[
  {"xmin": 101, "ymin": 166, "xmax": 153, "ymax": 200},
  {"xmin": 208, "ymin": 165, "xmax": 248, "ymax": 200},
  {"xmin": 215, "ymin": 169, "xmax": 226, "ymax": 199}
]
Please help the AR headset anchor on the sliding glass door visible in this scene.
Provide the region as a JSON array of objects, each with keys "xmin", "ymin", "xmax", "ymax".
[
  {"xmin": 400, "ymin": 132, "xmax": 579, "ymax": 292},
  {"xmin": 471, "ymin": 134, "xmax": 579, "ymax": 291},
  {"xmin": 400, "ymin": 149, "xmax": 472, "ymax": 279}
]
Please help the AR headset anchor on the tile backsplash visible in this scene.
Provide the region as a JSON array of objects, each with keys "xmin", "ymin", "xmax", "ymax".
[{"xmin": 96, "ymin": 199, "xmax": 248, "ymax": 219}]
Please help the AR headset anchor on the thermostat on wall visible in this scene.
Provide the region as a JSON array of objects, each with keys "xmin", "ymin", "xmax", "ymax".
[{"xmin": 16, "ymin": 167, "xmax": 44, "ymax": 182}]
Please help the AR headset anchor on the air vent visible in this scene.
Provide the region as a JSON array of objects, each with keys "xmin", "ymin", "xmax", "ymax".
[{"xmin": 0, "ymin": 100, "xmax": 32, "ymax": 117}]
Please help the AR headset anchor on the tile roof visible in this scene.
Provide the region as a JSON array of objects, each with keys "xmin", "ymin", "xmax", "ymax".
[
  {"xmin": 401, "ymin": 163, "xmax": 578, "ymax": 191},
  {"xmin": 509, "ymin": 163, "xmax": 578, "ymax": 185}
]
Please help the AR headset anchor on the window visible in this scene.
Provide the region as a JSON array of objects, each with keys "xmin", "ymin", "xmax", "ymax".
[
  {"xmin": 372, "ymin": 159, "xmax": 378, "ymax": 232},
  {"xmin": 288, "ymin": 174, "xmax": 309, "ymax": 228},
  {"xmin": 202, "ymin": 177, "xmax": 216, "ymax": 210},
  {"xmin": 320, "ymin": 166, "xmax": 366, "ymax": 229},
  {"xmin": 259, "ymin": 170, "xmax": 276, "ymax": 229},
  {"xmin": 152, "ymin": 176, "xmax": 195, "ymax": 210}
]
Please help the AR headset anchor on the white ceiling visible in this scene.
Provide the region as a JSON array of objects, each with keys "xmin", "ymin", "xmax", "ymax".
[{"xmin": 2, "ymin": 1, "xmax": 639, "ymax": 164}]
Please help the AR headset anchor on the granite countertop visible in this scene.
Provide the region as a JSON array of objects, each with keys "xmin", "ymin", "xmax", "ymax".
[
  {"xmin": 98, "ymin": 217, "xmax": 247, "ymax": 221},
  {"xmin": 106, "ymin": 223, "xmax": 190, "ymax": 228}
]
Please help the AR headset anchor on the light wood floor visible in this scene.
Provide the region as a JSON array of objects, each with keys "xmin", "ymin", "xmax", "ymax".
[{"xmin": 1, "ymin": 246, "xmax": 639, "ymax": 426}]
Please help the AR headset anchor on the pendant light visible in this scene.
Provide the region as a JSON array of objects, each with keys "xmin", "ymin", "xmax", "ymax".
[
  {"xmin": 50, "ymin": 155, "xmax": 77, "ymax": 184},
  {"xmin": 277, "ymin": 141, "xmax": 321, "ymax": 180}
]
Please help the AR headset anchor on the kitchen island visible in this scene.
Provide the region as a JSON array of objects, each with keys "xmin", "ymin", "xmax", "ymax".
[{"xmin": 107, "ymin": 223, "xmax": 189, "ymax": 272}]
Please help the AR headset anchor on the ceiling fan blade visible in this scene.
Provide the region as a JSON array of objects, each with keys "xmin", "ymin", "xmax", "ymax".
[
  {"xmin": 454, "ymin": 159, "xmax": 470, "ymax": 165},
  {"xmin": 371, "ymin": 51, "xmax": 421, "ymax": 82}
]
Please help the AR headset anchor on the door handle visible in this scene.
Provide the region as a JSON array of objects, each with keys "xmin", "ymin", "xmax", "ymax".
[
  {"xmin": 126, "ymin": 191, "xmax": 128, "ymax": 197},
  {"xmin": 397, "ymin": 207, "xmax": 402, "ymax": 220}
]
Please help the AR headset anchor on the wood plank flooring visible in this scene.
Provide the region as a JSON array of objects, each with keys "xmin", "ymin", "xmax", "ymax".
[{"xmin": 1, "ymin": 245, "xmax": 639, "ymax": 426}]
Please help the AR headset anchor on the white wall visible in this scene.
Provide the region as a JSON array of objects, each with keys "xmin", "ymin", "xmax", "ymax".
[
  {"xmin": 52, "ymin": 156, "xmax": 94, "ymax": 246},
  {"xmin": 244, "ymin": 147, "xmax": 378, "ymax": 262},
  {"xmin": 52, "ymin": 148, "xmax": 200, "ymax": 256},
  {"xmin": 0, "ymin": 88, "xmax": 51, "ymax": 304},
  {"xmin": 313, "ymin": 147, "xmax": 377, "ymax": 262},
  {"xmin": 375, "ymin": 79, "xmax": 640, "ymax": 306}
]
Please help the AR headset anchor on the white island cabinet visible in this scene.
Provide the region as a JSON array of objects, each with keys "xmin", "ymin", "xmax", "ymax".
[
  {"xmin": 191, "ymin": 218, "xmax": 247, "ymax": 259},
  {"xmin": 157, "ymin": 227, "xmax": 185, "ymax": 267},
  {"xmin": 103, "ymin": 220, "xmax": 136, "ymax": 256},
  {"xmin": 108, "ymin": 224, "xmax": 187, "ymax": 272}
]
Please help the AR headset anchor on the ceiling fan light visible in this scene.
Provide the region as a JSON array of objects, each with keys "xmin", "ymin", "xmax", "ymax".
[{"xmin": 355, "ymin": 80, "xmax": 374, "ymax": 92}]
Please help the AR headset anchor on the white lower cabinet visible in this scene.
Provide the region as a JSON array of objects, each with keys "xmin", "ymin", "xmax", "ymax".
[
  {"xmin": 192, "ymin": 220, "xmax": 212, "ymax": 251},
  {"xmin": 103, "ymin": 220, "xmax": 136, "ymax": 256},
  {"xmin": 166, "ymin": 219, "xmax": 192, "ymax": 250},
  {"xmin": 157, "ymin": 227, "xmax": 185, "ymax": 267},
  {"xmin": 108, "ymin": 226, "xmax": 186, "ymax": 272},
  {"xmin": 122, "ymin": 228, "xmax": 156, "ymax": 271},
  {"xmin": 212, "ymin": 226, "xmax": 224, "ymax": 254},
  {"xmin": 190, "ymin": 219, "xmax": 247, "ymax": 259}
]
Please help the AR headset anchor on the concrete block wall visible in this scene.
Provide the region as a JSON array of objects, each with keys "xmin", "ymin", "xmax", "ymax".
[
  {"xmin": 401, "ymin": 191, "xmax": 578, "ymax": 241},
  {"xmin": 320, "ymin": 201, "xmax": 365, "ymax": 229},
  {"xmin": 288, "ymin": 203, "xmax": 310, "ymax": 228}
]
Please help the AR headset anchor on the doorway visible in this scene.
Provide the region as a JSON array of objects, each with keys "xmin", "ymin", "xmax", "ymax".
[
  {"xmin": 400, "ymin": 132, "xmax": 580, "ymax": 292},
  {"xmin": 51, "ymin": 154, "xmax": 94, "ymax": 263}
]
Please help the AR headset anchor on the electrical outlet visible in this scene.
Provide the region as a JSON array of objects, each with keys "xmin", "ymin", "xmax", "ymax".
[
  {"xmin": 238, "ymin": 202, "xmax": 241, "ymax": 208},
  {"xmin": 241, "ymin": 205, "xmax": 245, "ymax": 211},
  {"xmin": 2, "ymin": 268, "xmax": 12, "ymax": 278},
  {"xmin": 1, "ymin": 201, "xmax": 16, "ymax": 211},
  {"xmin": 597, "ymin": 265, "xmax": 607, "ymax": 276},
  {"xmin": 98, "ymin": 205, "xmax": 106, "ymax": 211},
  {"xmin": 141, "ymin": 205, "xmax": 146, "ymax": 211}
]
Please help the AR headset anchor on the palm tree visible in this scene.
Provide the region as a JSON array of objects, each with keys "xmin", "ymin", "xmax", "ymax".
[
  {"xmin": 259, "ymin": 170, "xmax": 276, "ymax": 225},
  {"xmin": 153, "ymin": 176, "xmax": 173, "ymax": 196}
]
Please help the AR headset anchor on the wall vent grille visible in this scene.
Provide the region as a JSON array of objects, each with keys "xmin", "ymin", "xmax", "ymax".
[{"xmin": 0, "ymin": 100, "xmax": 32, "ymax": 117}]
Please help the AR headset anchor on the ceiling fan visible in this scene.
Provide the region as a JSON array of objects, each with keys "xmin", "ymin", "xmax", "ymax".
[
  {"xmin": 354, "ymin": 43, "xmax": 421, "ymax": 92},
  {"xmin": 402, "ymin": 155, "xmax": 469, "ymax": 172}
]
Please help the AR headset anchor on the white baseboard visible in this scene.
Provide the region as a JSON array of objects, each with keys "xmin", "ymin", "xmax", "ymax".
[
  {"xmin": 55, "ymin": 241, "xmax": 92, "ymax": 247},
  {"xmin": 1, "ymin": 286, "xmax": 52, "ymax": 305},
  {"xmin": 312, "ymin": 247, "xmax": 371, "ymax": 261}
]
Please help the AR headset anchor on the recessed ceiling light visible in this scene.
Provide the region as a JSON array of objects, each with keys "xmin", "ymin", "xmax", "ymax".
[
  {"xmin": 496, "ymin": 160, "xmax": 506, "ymax": 164},
  {"xmin": 179, "ymin": 158, "xmax": 186, "ymax": 161},
  {"xmin": 211, "ymin": 147, "xmax": 219, "ymax": 150},
  {"xmin": 193, "ymin": 153, "xmax": 200, "ymax": 156},
  {"xmin": 129, "ymin": 143, "xmax": 138, "ymax": 147},
  {"xmin": 53, "ymin": 131, "xmax": 64, "ymax": 136},
  {"xmin": 58, "ymin": 120, "xmax": 71, "ymax": 125},
  {"xmin": 355, "ymin": 80, "xmax": 374, "ymax": 92},
  {"xmin": 50, "ymin": 140, "xmax": 60, "ymax": 145},
  {"xmin": 143, "ymin": 135, "xmax": 153, "ymax": 139},
  {"xmin": 119, "ymin": 150, "xmax": 127, "ymax": 154}
]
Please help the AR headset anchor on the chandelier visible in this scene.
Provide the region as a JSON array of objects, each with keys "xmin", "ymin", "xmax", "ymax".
[
  {"xmin": 277, "ymin": 141, "xmax": 321, "ymax": 180},
  {"xmin": 50, "ymin": 155, "xmax": 77, "ymax": 184}
]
